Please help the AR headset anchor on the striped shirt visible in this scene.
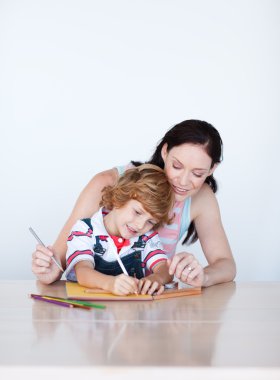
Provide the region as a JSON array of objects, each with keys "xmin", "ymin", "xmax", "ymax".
[{"xmin": 65, "ymin": 207, "xmax": 168, "ymax": 281}]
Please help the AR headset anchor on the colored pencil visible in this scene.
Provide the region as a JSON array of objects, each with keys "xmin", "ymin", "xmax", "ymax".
[
  {"xmin": 41, "ymin": 295, "xmax": 106, "ymax": 309},
  {"xmin": 30, "ymin": 294, "xmax": 73, "ymax": 308},
  {"xmin": 41, "ymin": 296, "xmax": 91, "ymax": 310},
  {"xmin": 30, "ymin": 294, "xmax": 106, "ymax": 310},
  {"xmin": 29, "ymin": 227, "xmax": 64, "ymax": 272},
  {"xmin": 29, "ymin": 293, "xmax": 86, "ymax": 309},
  {"xmin": 67, "ymin": 299, "xmax": 106, "ymax": 309}
]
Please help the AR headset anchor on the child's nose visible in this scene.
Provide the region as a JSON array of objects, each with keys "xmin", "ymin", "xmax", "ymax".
[{"xmin": 135, "ymin": 217, "xmax": 146, "ymax": 230}]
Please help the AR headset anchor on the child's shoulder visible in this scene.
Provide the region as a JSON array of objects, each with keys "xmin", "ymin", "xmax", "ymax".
[
  {"xmin": 78, "ymin": 207, "xmax": 107, "ymax": 234},
  {"xmin": 141, "ymin": 229, "xmax": 158, "ymax": 236},
  {"xmin": 139, "ymin": 230, "xmax": 159, "ymax": 242}
]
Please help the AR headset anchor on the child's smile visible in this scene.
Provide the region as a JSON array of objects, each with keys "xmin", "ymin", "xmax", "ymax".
[{"xmin": 104, "ymin": 199, "xmax": 157, "ymax": 239}]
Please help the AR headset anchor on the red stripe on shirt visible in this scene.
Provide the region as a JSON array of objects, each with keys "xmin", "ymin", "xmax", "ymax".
[
  {"xmin": 143, "ymin": 249, "xmax": 165, "ymax": 264},
  {"xmin": 142, "ymin": 231, "xmax": 158, "ymax": 242},
  {"xmin": 150, "ymin": 258, "xmax": 167, "ymax": 270},
  {"xmin": 67, "ymin": 250, "xmax": 93, "ymax": 266},
  {"xmin": 67, "ymin": 229, "xmax": 93, "ymax": 241},
  {"xmin": 146, "ymin": 231, "xmax": 158, "ymax": 240}
]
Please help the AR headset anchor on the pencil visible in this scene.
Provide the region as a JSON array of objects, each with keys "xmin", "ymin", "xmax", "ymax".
[
  {"xmin": 111, "ymin": 250, "xmax": 128, "ymax": 275},
  {"xmin": 29, "ymin": 227, "xmax": 64, "ymax": 272},
  {"xmin": 42, "ymin": 295, "xmax": 106, "ymax": 309},
  {"xmin": 111, "ymin": 249, "xmax": 138, "ymax": 295},
  {"xmin": 30, "ymin": 294, "xmax": 105, "ymax": 310},
  {"xmin": 31, "ymin": 294, "xmax": 91, "ymax": 310},
  {"xmin": 30, "ymin": 294, "xmax": 73, "ymax": 308},
  {"xmin": 41, "ymin": 296, "xmax": 91, "ymax": 310}
]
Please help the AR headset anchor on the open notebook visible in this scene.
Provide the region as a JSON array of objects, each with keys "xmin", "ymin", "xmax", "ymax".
[{"xmin": 66, "ymin": 281, "xmax": 201, "ymax": 301}]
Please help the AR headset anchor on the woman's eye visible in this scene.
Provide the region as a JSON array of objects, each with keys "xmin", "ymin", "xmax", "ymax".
[
  {"xmin": 193, "ymin": 173, "xmax": 203, "ymax": 178},
  {"xmin": 172, "ymin": 164, "xmax": 181, "ymax": 169}
]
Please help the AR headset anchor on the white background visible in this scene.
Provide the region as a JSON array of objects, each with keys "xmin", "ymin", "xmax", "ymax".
[{"xmin": 0, "ymin": 0, "xmax": 279, "ymax": 280}]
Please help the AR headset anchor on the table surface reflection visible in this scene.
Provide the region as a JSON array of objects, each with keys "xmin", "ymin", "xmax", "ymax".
[{"xmin": 0, "ymin": 280, "xmax": 279, "ymax": 370}]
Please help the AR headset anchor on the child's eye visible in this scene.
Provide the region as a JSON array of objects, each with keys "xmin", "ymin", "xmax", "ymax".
[
  {"xmin": 134, "ymin": 209, "xmax": 141, "ymax": 215},
  {"xmin": 148, "ymin": 220, "xmax": 156, "ymax": 226}
]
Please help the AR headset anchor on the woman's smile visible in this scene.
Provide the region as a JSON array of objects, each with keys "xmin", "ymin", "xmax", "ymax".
[{"xmin": 172, "ymin": 184, "xmax": 190, "ymax": 195}]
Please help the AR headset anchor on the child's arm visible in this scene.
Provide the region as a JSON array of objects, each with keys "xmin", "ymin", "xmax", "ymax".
[
  {"xmin": 74, "ymin": 261, "xmax": 138, "ymax": 296},
  {"xmin": 138, "ymin": 231, "xmax": 173, "ymax": 295},
  {"xmin": 66, "ymin": 219, "xmax": 138, "ymax": 295},
  {"xmin": 138, "ymin": 260, "xmax": 172, "ymax": 295}
]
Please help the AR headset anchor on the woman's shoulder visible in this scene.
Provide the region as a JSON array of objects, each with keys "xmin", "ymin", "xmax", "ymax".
[
  {"xmin": 87, "ymin": 162, "xmax": 133, "ymax": 191},
  {"xmin": 114, "ymin": 162, "xmax": 135, "ymax": 176},
  {"xmin": 86, "ymin": 168, "xmax": 119, "ymax": 190},
  {"xmin": 99, "ymin": 168, "xmax": 119, "ymax": 183},
  {"xmin": 191, "ymin": 183, "xmax": 218, "ymax": 217},
  {"xmin": 194, "ymin": 182, "xmax": 216, "ymax": 198}
]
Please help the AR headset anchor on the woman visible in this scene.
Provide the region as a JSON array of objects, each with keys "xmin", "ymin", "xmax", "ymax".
[{"xmin": 32, "ymin": 119, "xmax": 236, "ymax": 287}]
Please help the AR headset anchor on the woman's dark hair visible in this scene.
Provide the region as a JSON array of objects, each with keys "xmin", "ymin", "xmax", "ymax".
[{"xmin": 132, "ymin": 119, "xmax": 223, "ymax": 245}]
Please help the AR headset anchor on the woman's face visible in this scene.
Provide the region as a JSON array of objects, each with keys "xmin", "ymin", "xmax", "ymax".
[{"xmin": 161, "ymin": 143, "xmax": 217, "ymax": 202}]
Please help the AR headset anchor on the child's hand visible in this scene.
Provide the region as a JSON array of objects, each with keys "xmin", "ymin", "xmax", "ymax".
[
  {"xmin": 111, "ymin": 274, "xmax": 139, "ymax": 296},
  {"xmin": 138, "ymin": 274, "xmax": 164, "ymax": 295}
]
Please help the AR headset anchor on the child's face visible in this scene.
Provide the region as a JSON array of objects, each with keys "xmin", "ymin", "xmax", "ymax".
[{"xmin": 112, "ymin": 199, "xmax": 158, "ymax": 239}]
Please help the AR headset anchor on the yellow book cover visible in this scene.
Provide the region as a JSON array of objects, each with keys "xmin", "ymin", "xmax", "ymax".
[{"xmin": 66, "ymin": 281, "xmax": 201, "ymax": 301}]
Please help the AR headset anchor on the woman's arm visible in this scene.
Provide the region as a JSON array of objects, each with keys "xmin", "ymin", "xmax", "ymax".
[
  {"xmin": 169, "ymin": 184, "xmax": 236, "ymax": 287},
  {"xmin": 53, "ymin": 169, "xmax": 119, "ymax": 266},
  {"xmin": 193, "ymin": 184, "xmax": 236, "ymax": 286},
  {"xmin": 32, "ymin": 168, "xmax": 119, "ymax": 284}
]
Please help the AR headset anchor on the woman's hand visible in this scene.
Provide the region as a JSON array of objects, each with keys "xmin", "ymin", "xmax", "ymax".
[
  {"xmin": 32, "ymin": 244, "xmax": 62, "ymax": 284},
  {"xmin": 167, "ymin": 252, "xmax": 205, "ymax": 287},
  {"xmin": 138, "ymin": 274, "xmax": 165, "ymax": 295}
]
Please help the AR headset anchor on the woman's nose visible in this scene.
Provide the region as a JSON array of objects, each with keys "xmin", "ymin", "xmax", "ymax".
[{"xmin": 179, "ymin": 171, "xmax": 191, "ymax": 186}]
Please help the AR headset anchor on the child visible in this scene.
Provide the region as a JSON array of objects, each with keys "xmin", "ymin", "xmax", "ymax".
[{"xmin": 65, "ymin": 164, "xmax": 174, "ymax": 296}]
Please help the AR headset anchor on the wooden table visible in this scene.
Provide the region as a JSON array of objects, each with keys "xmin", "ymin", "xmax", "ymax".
[{"xmin": 0, "ymin": 281, "xmax": 279, "ymax": 379}]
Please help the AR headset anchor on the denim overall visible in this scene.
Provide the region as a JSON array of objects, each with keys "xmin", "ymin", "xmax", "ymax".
[
  {"xmin": 94, "ymin": 250, "xmax": 144, "ymax": 279},
  {"xmin": 82, "ymin": 218, "xmax": 145, "ymax": 280}
]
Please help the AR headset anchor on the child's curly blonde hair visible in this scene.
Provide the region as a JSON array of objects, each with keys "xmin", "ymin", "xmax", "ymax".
[{"xmin": 101, "ymin": 164, "xmax": 174, "ymax": 229}]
